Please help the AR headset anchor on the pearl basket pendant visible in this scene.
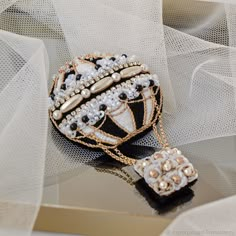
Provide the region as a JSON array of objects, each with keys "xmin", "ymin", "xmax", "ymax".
[{"xmin": 133, "ymin": 148, "xmax": 198, "ymax": 196}]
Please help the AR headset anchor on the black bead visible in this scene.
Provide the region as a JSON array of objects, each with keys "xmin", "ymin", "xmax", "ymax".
[
  {"xmin": 93, "ymin": 57, "xmax": 102, "ymax": 63},
  {"xmin": 70, "ymin": 123, "xmax": 77, "ymax": 131},
  {"xmin": 89, "ymin": 58, "xmax": 98, "ymax": 64},
  {"xmin": 61, "ymin": 84, "xmax": 66, "ymax": 90},
  {"xmin": 76, "ymin": 73, "xmax": 82, "ymax": 80},
  {"xmin": 82, "ymin": 115, "xmax": 89, "ymax": 123},
  {"xmin": 149, "ymin": 79, "xmax": 155, "ymax": 87},
  {"xmin": 64, "ymin": 72, "xmax": 70, "ymax": 79},
  {"xmin": 119, "ymin": 93, "xmax": 127, "ymax": 100},
  {"xmin": 99, "ymin": 104, "xmax": 107, "ymax": 111},
  {"xmin": 135, "ymin": 84, "xmax": 143, "ymax": 92},
  {"xmin": 110, "ymin": 57, "xmax": 116, "ymax": 61},
  {"xmin": 65, "ymin": 70, "xmax": 75, "ymax": 78},
  {"xmin": 122, "ymin": 54, "xmax": 127, "ymax": 58},
  {"xmin": 95, "ymin": 64, "xmax": 101, "ymax": 70},
  {"xmin": 50, "ymin": 93, "xmax": 55, "ymax": 100}
]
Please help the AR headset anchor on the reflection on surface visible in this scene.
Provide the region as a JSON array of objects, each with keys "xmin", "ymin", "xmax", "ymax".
[
  {"xmin": 135, "ymin": 179, "xmax": 195, "ymax": 215},
  {"xmin": 43, "ymin": 136, "xmax": 236, "ymax": 219},
  {"xmin": 93, "ymin": 157, "xmax": 196, "ymax": 215}
]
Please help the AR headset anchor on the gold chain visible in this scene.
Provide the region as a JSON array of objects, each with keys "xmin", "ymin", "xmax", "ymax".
[
  {"xmin": 152, "ymin": 114, "xmax": 169, "ymax": 148},
  {"xmin": 102, "ymin": 96, "xmax": 170, "ymax": 166},
  {"xmin": 95, "ymin": 167, "xmax": 135, "ymax": 185},
  {"xmin": 102, "ymin": 148, "xmax": 136, "ymax": 165}
]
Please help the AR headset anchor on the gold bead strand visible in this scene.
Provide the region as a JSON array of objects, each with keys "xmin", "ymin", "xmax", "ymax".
[
  {"xmin": 158, "ymin": 114, "xmax": 169, "ymax": 148},
  {"xmin": 102, "ymin": 147, "xmax": 136, "ymax": 166},
  {"xmin": 114, "ymin": 148, "xmax": 137, "ymax": 165},
  {"xmin": 95, "ymin": 168, "xmax": 135, "ymax": 185},
  {"xmin": 152, "ymin": 114, "xmax": 170, "ymax": 148},
  {"xmin": 152, "ymin": 123, "xmax": 165, "ymax": 147}
]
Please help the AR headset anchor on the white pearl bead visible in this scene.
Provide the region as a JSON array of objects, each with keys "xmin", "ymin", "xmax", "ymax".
[
  {"xmin": 55, "ymin": 102, "xmax": 60, "ymax": 108},
  {"xmin": 53, "ymin": 110, "xmax": 62, "ymax": 120},
  {"xmin": 166, "ymin": 148, "xmax": 172, "ymax": 154},
  {"xmin": 81, "ymin": 89, "xmax": 91, "ymax": 98},
  {"xmin": 159, "ymin": 181, "xmax": 168, "ymax": 190},
  {"xmin": 184, "ymin": 167, "xmax": 193, "ymax": 177},
  {"xmin": 162, "ymin": 160, "xmax": 172, "ymax": 172},
  {"xmin": 142, "ymin": 160, "xmax": 149, "ymax": 167},
  {"xmin": 176, "ymin": 150, "xmax": 182, "ymax": 155},
  {"xmin": 172, "ymin": 148, "xmax": 182, "ymax": 155},
  {"xmin": 141, "ymin": 64, "xmax": 149, "ymax": 72},
  {"xmin": 111, "ymin": 73, "xmax": 121, "ymax": 82},
  {"xmin": 59, "ymin": 98, "xmax": 65, "ymax": 104}
]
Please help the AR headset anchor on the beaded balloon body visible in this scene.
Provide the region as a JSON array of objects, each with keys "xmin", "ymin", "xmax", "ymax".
[
  {"xmin": 49, "ymin": 53, "xmax": 161, "ymax": 154},
  {"xmin": 48, "ymin": 53, "xmax": 198, "ymax": 196}
]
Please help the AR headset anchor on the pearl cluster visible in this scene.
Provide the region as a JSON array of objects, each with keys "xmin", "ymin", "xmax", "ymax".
[
  {"xmin": 58, "ymin": 73, "xmax": 159, "ymax": 138},
  {"xmin": 48, "ymin": 53, "xmax": 143, "ymax": 111},
  {"xmin": 134, "ymin": 148, "xmax": 198, "ymax": 196}
]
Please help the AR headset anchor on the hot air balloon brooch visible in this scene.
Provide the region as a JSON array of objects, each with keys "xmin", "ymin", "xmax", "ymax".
[{"xmin": 48, "ymin": 52, "xmax": 198, "ymax": 197}]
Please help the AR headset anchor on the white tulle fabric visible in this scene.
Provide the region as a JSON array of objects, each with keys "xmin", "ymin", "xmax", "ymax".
[{"xmin": 0, "ymin": 0, "xmax": 236, "ymax": 235}]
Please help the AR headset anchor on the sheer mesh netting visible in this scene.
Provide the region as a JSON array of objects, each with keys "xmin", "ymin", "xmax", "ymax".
[{"xmin": 0, "ymin": 0, "xmax": 236, "ymax": 235}]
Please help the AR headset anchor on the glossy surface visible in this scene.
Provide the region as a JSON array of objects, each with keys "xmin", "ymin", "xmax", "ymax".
[
  {"xmin": 43, "ymin": 136, "xmax": 236, "ymax": 219},
  {"xmin": 90, "ymin": 77, "xmax": 113, "ymax": 94},
  {"xmin": 120, "ymin": 66, "xmax": 142, "ymax": 78},
  {"xmin": 60, "ymin": 94, "xmax": 83, "ymax": 113}
]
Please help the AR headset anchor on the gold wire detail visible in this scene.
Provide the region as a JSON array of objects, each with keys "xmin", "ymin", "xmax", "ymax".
[
  {"xmin": 95, "ymin": 167, "xmax": 135, "ymax": 185},
  {"xmin": 101, "ymin": 147, "xmax": 136, "ymax": 165},
  {"xmin": 152, "ymin": 114, "xmax": 169, "ymax": 148},
  {"xmin": 100, "ymin": 91, "xmax": 168, "ymax": 166}
]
